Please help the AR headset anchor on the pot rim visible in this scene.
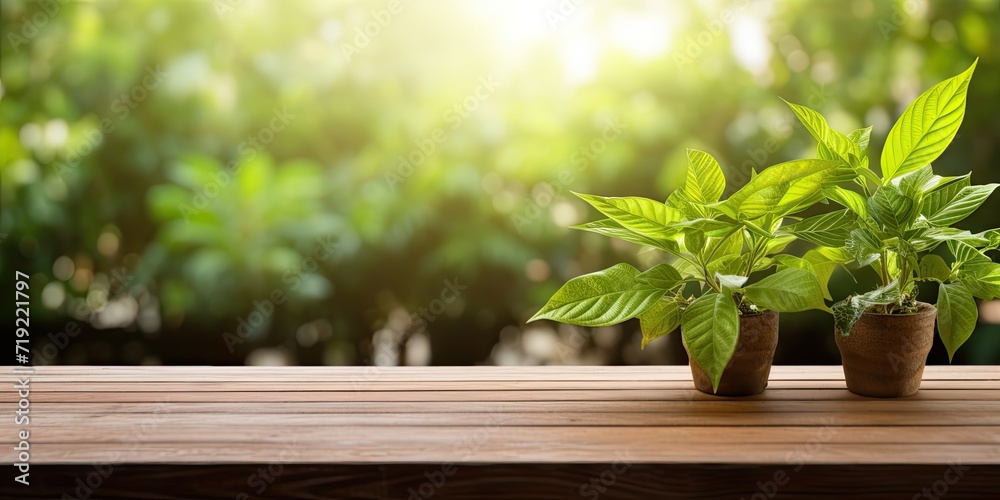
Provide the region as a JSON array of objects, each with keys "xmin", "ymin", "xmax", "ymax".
[{"xmin": 858, "ymin": 300, "xmax": 936, "ymax": 318}]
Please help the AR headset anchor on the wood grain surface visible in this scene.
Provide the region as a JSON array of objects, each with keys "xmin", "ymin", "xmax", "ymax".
[
  {"xmin": 4, "ymin": 365, "xmax": 999, "ymax": 465},
  {"xmin": 4, "ymin": 365, "xmax": 1000, "ymax": 498}
]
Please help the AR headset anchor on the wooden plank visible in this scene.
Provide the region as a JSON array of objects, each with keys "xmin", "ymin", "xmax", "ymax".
[
  {"xmin": 25, "ymin": 411, "xmax": 1000, "ymax": 427},
  {"xmin": 5, "ymin": 365, "xmax": 1000, "ymax": 468},
  {"xmin": 11, "ymin": 365, "xmax": 1000, "ymax": 381},
  {"xmin": 7, "ymin": 388, "xmax": 998, "ymax": 403},
  {"xmin": 12, "ymin": 425, "xmax": 1000, "ymax": 446},
  {"xmin": 28, "ymin": 399, "xmax": 1000, "ymax": 414},
  {"xmin": 24, "ymin": 379, "xmax": 1000, "ymax": 391}
]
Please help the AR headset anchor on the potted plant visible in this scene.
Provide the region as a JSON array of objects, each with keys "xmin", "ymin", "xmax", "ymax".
[
  {"xmin": 781, "ymin": 60, "xmax": 1000, "ymax": 397},
  {"xmin": 528, "ymin": 149, "xmax": 840, "ymax": 395}
]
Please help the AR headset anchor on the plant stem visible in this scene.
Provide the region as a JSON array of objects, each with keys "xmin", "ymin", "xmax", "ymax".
[
  {"xmin": 659, "ymin": 245, "xmax": 701, "ymax": 271},
  {"xmin": 705, "ymin": 272, "xmax": 721, "ymax": 293},
  {"xmin": 703, "ymin": 225, "xmax": 742, "ymax": 265},
  {"xmin": 897, "ymin": 254, "xmax": 910, "ymax": 301},
  {"xmin": 743, "ymin": 234, "xmax": 758, "ymax": 277},
  {"xmin": 699, "ymin": 253, "xmax": 721, "ymax": 294},
  {"xmin": 880, "ymin": 250, "xmax": 890, "ymax": 287}
]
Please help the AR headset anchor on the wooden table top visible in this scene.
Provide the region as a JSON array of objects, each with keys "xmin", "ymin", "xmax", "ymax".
[{"xmin": 5, "ymin": 365, "xmax": 1000, "ymax": 465}]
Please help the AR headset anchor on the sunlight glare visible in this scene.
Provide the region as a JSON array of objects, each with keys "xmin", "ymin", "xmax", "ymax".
[
  {"xmin": 730, "ymin": 15, "xmax": 772, "ymax": 75},
  {"xmin": 561, "ymin": 35, "xmax": 600, "ymax": 85},
  {"xmin": 610, "ymin": 12, "xmax": 676, "ymax": 60}
]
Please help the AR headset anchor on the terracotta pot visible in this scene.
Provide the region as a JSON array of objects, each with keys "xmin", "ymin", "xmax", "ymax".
[
  {"xmin": 834, "ymin": 302, "xmax": 936, "ymax": 398},
  {"xmin": 683, "ymin": 310, "xmax": 778, "ymax": 396}
]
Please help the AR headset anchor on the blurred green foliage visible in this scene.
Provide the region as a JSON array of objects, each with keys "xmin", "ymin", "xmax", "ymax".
[{"xmin": 2, "ymin": 0, "xmax": 999, "ymax": 365}]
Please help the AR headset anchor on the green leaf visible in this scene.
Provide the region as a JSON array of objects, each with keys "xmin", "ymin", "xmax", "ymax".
[
  {"xmin": 673, "ymin": 259, "xmax": 702, "ymax": 279},
  {"xmin": 897, "ymin": 165, "xmax": 936, "ymax": 201},
  {"xmin": 847, "ymin": 126, "xmax": 873, "ymax": 158},
  {"xmin": 715, "ymin": 273, "xmax": 749, "ymax": 292},
  {"xmin": 919, "ymin": 174, "xmax": 970, "ymax": 219},
  {"xmin": 681, "ymin": 149, "xmax": 726, "ymax": 204},
  {"xmin": 923, "ymin": 184, "xmax": 999, "ymax": 227},
  {"xmin": 681, "ymin": 292, "xmax": 740, "ymax": 393},
  {"xmin": 707, "ymin": 229, "xmax": 745, "ymax": 263},
  {"xmin": 574, "ymin": 193, "xmax": 684, "ymax": 240},
  {"xmin": 984, "ymin": 229, "xmax": 1000, "ymax": 250},
  {"xmin": 722, "ymin": 253, "xmax": 769, "ymax": 276},
  {"xmin": 764, "ymin": 233, "xmax": 796, "ymax": 255},
  {"xmin": 739, "ymin": 184, "xmax": 791, "ymax": 220},
  {"xmin": 936, "ymin": 282, "xmax": 978, "ymax": 362},
  {"xmin": 571, "ymin": 219, "xmax": 669, "ymax": 250},
  {"xmin": 771, "ymin": 254, "xmax": 813, "ymax": 271},
  {"xmin": 878, "ymin": 250, "xmax": 903, "ymax": 280},
  {"xmin": 529, "ymin": 264, "xmax": 666, "ymax": 326},
  {"xmin": 913, "ymin": 227, "xmax": 992, "ymax": 252},
  {"xmin": 639, "ymin": 299, "xmax": 681, "ymax": 349},
  {"xmin": 844, "ymin": 227, "xmax": 883, "ymax": 266},
  {"xmin": 804, "ymin": 247, "xmax": 851, "ymax": 301},
  {"xmin": 781, "ymin": 209, "xmax": 856, "ymax": 247},
  {"xmin": 858, "ymin": 166, "xmax": 882, "ymax": 187},
  {"xmin": 896, "ymin": 166, "xmax": 973, "ymax": 205},
  {"xmin": 867, "ymin": 185, "xmax": 917, "ymax": 234},
  {"xmin": 777, "ymin": 174, "xmax": 838, "ymax": 216},
  {"xmin": 959, "ymin": 259, "xmax": 1000, "ymax": 300},
  {"xmin": 668, "ymin": 217, "xmax": 738, "ymax": 237},
  {"xmin": 743, "ymin": 267, "xmax": 827, "ymax": 312},
  {"xmin": 823, "ymin": 186, "xmax": 868, "ymax": 218},
  {"xmin": 639, "ymin": 299, "xmax": 682, "ymax": 348},
  {"xmin": 783, "ymin": 99, "xmax": 858, "ymax": 166},
  {"xmin": 949, "ymin": 240, "xmax": 988, "ymax": 267},
  {"xmin": 965, "ymin": 233, "xmax": 1000, "ymax": 254},
  {"xmin": 708, "ymin": 255, "xmax": 741, "ymax": 276},
  {"xmin": 880, "ymin": 60, "xmax": 978, "ymax": 183},
  {"xmin": 636, "ymin": 263, "xmax": 684, "ymax": 290},
  {"xmin": 722, "ymin": 159, "xmax": 843, "ymax": 219},
  {"xmin": 683, "ymin": 228, "xmax": 707, "ymax": 255},
  {"xmin": 918, "ymin": 254, "xmax": 951, "ymax": 282},
  {"xmin": 832, "ymin": 281, "xmax": 901, "ymax": 336},
  {"xmin": 778, "ymin": 166, "xmax": 856, "ymax": 219}
]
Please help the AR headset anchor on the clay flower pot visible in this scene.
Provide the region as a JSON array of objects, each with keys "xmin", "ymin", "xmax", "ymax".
[
  {"xmin": 683, "ymin": 310, "xmax": 779, "ymax": 396},
  {"xmin": 834, "ymin": 302, "xmax": 936, "ymax": 398}
]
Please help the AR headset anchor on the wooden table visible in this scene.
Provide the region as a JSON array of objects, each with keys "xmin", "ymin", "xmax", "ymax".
[{"xmin": 4, "ymin": 365, "xmax": 1000, "ymax": 498}]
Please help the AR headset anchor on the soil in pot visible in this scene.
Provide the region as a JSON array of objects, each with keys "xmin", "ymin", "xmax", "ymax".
[
  {"xmin": 835, "ymin": 301, "xmax": 936, "ymax": 398},
  {"xmin": 683, "ymin": 310, "xmax": 779, "ymax": 397}
]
